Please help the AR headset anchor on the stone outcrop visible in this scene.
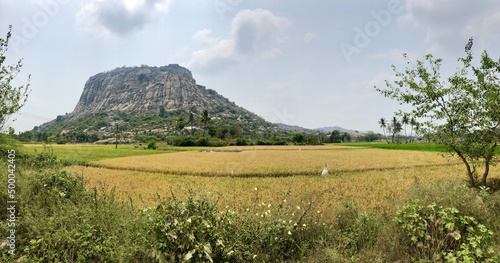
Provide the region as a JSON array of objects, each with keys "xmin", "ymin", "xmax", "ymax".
[{"xmin": 69, "ymin": 64, "xmax": 236, "ymax": 121}]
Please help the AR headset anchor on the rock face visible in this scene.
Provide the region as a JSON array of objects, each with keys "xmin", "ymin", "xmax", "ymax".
[{"xmin": 69, "ymin": 64, "xmax": 237, "ymax": 121}]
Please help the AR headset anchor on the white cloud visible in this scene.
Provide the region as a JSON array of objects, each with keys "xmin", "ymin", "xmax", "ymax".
[
  {"xmin": 192, "ymin": 29, "xmax": 219, "ymax": 47},
  {"xmin": 76, "ymin": 0, "xmax": 172, "ymax": 38},
  {"xmin": 401, "ymin": 0, "xmax": 500, "ymax": 52},
  {"xmin": 188, "ymin": 9, "xmax": 291, "ymax": 72}
]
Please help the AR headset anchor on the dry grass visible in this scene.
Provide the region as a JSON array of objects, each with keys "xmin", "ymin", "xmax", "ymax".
[
  {"xmin": 65, "ymin": 145, "xmax": 500, "ymax": 221},
  {"xmin": 89, "ymin": 146, "xmax": 457, "ymax": 177},
  {"xmin": 67, "ymin": 163, "xmax": 500, "ymax": 221}
]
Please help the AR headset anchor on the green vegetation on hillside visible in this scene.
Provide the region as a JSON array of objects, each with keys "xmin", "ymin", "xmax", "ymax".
[{"xmin": 341, "ymin": 142, "xmax": 448, "ymax": 152}]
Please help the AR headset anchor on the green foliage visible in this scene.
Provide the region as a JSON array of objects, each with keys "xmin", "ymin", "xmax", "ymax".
[
  {"xmin": 148, "ymin": 195, "xmax": 238, "ymax": 262},
  {"xmin": 377, "ymin": 38, "xmax": 500, "ymax": 186},
  {"xmin": 15, "ymin": 170, "xmax": 151, "ymax": 262},
  {"xmin": 0, "ymin": 25, "xmax": 30, "ymax": 131},
  {"xmin": 342, "ymin": 142, "xmax": 449, "ymax": 152},
  {"xmin": 395, "ymin": 199, "xmax": 495, "ymax": 262},
  {"xmin": 292, "ymin": 133, "xmax": 305, "ymax": 144},
  {"xmin": 235, "ymin": 137, "xmax": 249, "ymax": 146},
  {"xmin": 38, "ymin": 170, "xmax": 85, "ymax": 199},
  {"xmin": 0, "ymin": 133, "xmax": 23, "ymax": 158},
  {"xmin": 147, "ymin": 140, "xmax": 157, "ymax": 150},
  {"xmin": 333, "ymin": 199, "xmax": 382, "ymax": 257}
]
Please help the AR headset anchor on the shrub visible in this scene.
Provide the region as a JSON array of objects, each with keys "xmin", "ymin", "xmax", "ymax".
[
  {"xmin": 148, "ymin": 194, "xmax": 239, "ymax": 262},
  {"xmin": 11, "ymin": 170, "xmax": 151, "ymax": 262},
  {"xmin": 332, "ymin": 199, "xmax": 382, "ymax": 257},
  {"xmin": 147, "ymin": 140, "xmax": 157, "ymax": 150},
  {"xmin": 196, "ymin": 137, "xmax": 209, "ymax": 146},
  {"xmin": 235, "ymin": 137, "xmax": 249, "ymax": 146},
  {"xmin": 395, "ymin": 199, "xmax": 495, "ymax": 262},
  {"xmin": 177, "ymin": 136, "xmax": 196, "ymax": 146},
  {"xmin": 38, "ymin": 170, "xmax": 85, "ymax": 199}
]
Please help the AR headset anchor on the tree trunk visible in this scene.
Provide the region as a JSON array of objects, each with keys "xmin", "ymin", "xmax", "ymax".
[
  {"xmin": 482, "ymin": 161, "xmax": 489, "ymax": 187},
  {"xmin": 453, "ymin": 148, "xmax": 475, "ymax": 187},
  {"xmin": 482, "ymin": 142, "xmax": 497, "ymax": 186}
]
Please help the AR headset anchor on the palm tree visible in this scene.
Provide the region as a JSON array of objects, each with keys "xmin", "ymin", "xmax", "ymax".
[
  {"xmin": 378, "ymin": 118, "xmax": 387, "ymax": 143},
  {"xmin": 402, "ymin": 114, "xmax": 409, "ymax": 143},
  {"xmin": 410, "ymin": 117, "xmax": 417, "ymax": 142},
  {"xmin": 201, "ymin": 110, "xmax": 210, "ymax": 128},
  {"xmin": 390, "ymin": 116, "xmax": 402, "ymax": 144}
]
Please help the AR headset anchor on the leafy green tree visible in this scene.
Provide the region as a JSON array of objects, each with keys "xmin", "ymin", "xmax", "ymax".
[
  {"xmin": 330, "ymin": 130, "xmax": 342, "ymax": 143},
  {"xmin": 176, "ymin": 115, "xmax": 185, "ymax": 134},
  {"xmin": 216, "ymin": 125, "xmax": 229, "ymax": 140},
  {"xmin": 207, "ymin": 125, "xmax": 217, "ymax": 138},
  {"xmin": 292, "ymin": 132, "xmax": 305, "ymax": 144},
  {"xmin": 188, "ymin": 112, "xmax": 194, "ymax": 126},
  {"xmin": 376, "ymin": 38, "xmax": 500, "ymax": 186},
  {"xmin": 378, "ymin": 118, "xmax": 387, "ymax": 143},
  {"xmin": 229, "ymin": 125, "xmax": 242, "ymax": 139},
  {"xmin": 341, "ymin": 132, "xmax": 352, "ymax": 142},
  {"xmin": 1, "ymin": 25, "xmax": 30, "ymax": 131}
]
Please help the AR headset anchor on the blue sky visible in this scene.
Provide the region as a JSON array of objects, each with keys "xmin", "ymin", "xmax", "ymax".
[{"xmin": 2, "ymin": 0, "xmax": 500, "ymax": 133}]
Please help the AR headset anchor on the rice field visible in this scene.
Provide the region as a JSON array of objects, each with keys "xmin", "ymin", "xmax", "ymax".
[
  {"xmin": 59, "ymin": 144, "xmax": 500, "ymax": 220},
  {"xmin": 88, "ymin": 146, "xmax": 459, "ymax": 177},
  {"xmin": 69, "ymin": 164, "xmax": 495, "ymax": 220}
]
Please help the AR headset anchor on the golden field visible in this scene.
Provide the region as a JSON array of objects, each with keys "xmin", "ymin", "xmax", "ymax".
[
  {"xmin": 88, "ymin": 146, "xmax": 458, "ymax": 177},
  {"xmin": 64, "ymin": 145, "xmax": 500, "ymax": 221}
]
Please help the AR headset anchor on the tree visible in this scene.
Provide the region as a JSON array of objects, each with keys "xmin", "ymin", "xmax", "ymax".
[
  {"xmin": 387, "ymin": 117, "xmax": 402, "ymax": 144},
  {"xmin": 410, "ymin": 117, "xmax": 418, "ymax": 141},
  {"xmin": 402, "ymin": 114, "xmax": 410, "ymax": 143},
  {"xmin": 378, "ymin": 118, "xmax": 387, "ymax": 143},
  {"xmin": 330, "ymin": 130, "xmax": 342, "ymax": 143},
  {"xmin": 187, "ymin": 112, "xmax": 194, "ymax": 126},
  {"xmin": 376, "ymin": 38, "xmax": 500, "ymax": 187},
  {"xmin": 341, "ymin": 132, "xmax": 352, "ymax": 142},
  {"xmin": 114, "ymin": 123, "xmax": 127, "ymax": 149},
  {"xmin": 176, "ymin": 115, "xmax": 185, "ymax": 134},
  {"xmin": 201, "ymin": 110, "xmax": 210, "ymax": 127},
  {"xmin": 1, "ymin": 25, "xmax": 30, "ymax": 131},
  {"xmin": 292, "ymin": 133, "xmax": 305, "ymax": 144}
]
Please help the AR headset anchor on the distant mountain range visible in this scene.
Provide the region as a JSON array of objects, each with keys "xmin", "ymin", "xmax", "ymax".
[
  {"xmin": 276, "ymin": 123, "xmax": 363, "ymax": 134},
  {"xmin": 314, "ymin": 126, "xmax": 358, "ymax": 133}
]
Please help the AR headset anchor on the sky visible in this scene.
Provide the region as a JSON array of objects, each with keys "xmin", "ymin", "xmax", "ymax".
[{"xmin": 2, "ymin": 0, "xmax": 500, "ymax": 133}]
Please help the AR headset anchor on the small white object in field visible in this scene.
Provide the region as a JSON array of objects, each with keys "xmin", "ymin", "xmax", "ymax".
[
  {"xmin": 298, "ymin": 148, "xmax": 301, "ymax": 151},
  {"xmin": 321, "ymin": 164, "xmax": 328, "ymax": 175}
]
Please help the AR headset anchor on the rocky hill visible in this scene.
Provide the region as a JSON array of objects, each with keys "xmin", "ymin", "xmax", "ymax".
[
  {"xmin": 36, "ymin": 65, "xmax": 277, "ymax": 136},
  {"xmin": 70, "ymin": 64, "xmax": 237, "ymax": 120}
]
